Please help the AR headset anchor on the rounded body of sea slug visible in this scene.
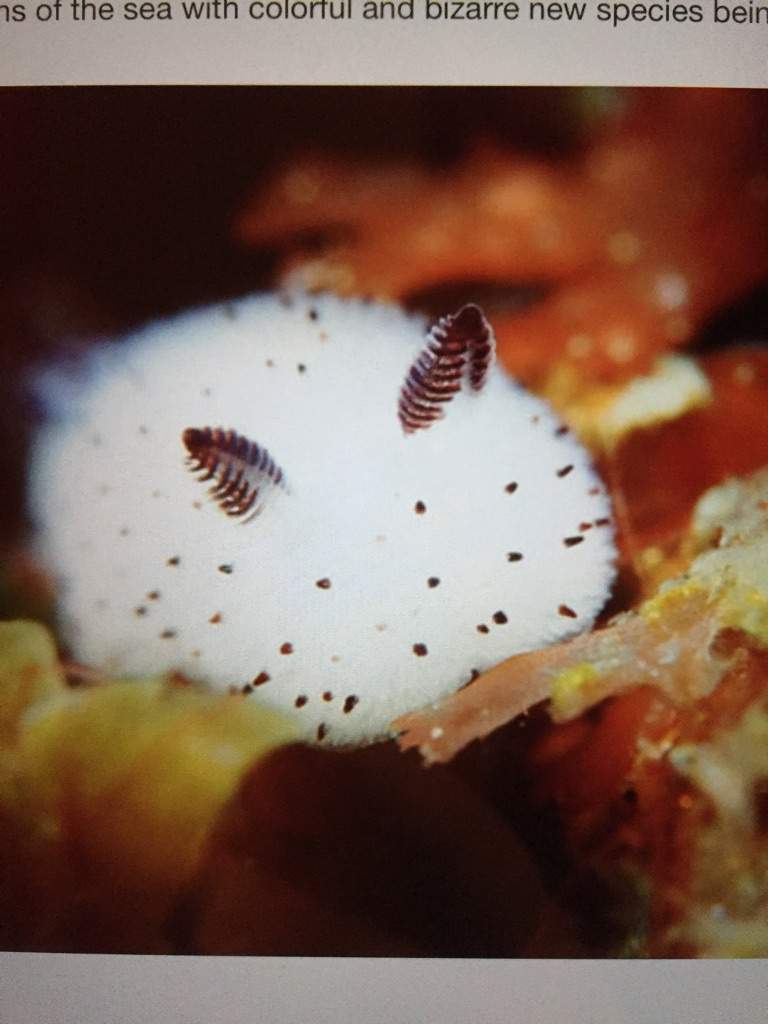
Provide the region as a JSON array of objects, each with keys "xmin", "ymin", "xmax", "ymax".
[{"xmin": 29, "ymin": 293, "xmax": 616, "ymax": 746}]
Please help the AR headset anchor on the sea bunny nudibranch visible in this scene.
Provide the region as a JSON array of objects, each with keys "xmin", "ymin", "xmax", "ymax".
[{"xmin": 29, "ymin": 293, "xmax": 617, "ymax": 745}]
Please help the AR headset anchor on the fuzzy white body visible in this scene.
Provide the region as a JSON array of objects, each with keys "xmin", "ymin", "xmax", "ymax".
[{"xmin": 30, "ymin": 293, "xmax": 616, "ymax": 744}]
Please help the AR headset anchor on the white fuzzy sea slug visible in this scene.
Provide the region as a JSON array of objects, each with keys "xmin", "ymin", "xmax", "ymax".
[{"xmin": 29, "ymin": 293, "xmax": 616, "ymax": 745}]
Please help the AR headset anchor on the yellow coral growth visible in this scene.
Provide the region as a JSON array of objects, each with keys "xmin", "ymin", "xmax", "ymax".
[
  {"xmin": 0, "ymin": 621, "xmax": 297, "ymax": 947},
  {"xmin": 0, "ymin": 621, "xmax": 63, "ymax": 746},
  {"xmin": 669, "ymin": 699, "xmax": 768, "ymax": 956},
  {"xmin": 550, "ymin": 663, "xmax": 599, "ymax": 721}
]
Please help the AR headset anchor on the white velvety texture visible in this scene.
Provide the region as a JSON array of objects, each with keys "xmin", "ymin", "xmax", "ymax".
[{"xmin": 29, "ymin": 293, "xmax": 616, "ymax": 744}]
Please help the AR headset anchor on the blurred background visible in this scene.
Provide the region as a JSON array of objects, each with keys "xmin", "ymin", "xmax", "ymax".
[{"xmin": 2, "ymin": 87, "xmax": 768, "ymax": 956}]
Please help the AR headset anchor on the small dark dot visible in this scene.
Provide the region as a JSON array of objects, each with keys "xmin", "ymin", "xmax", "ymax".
[
  {"xmin": 295, "ymin": 695, "xmax": 308, "ymax": 708},
  {"xmin": 564, "ymin": 536, "xmax": 584, "ymax": 547},
  {"xmin": 119, "ymin": 527, "xmax": 130, "ymax": 537},
  {"xmin": 414, "ymin": 501, "xmax": 426, "ymax": 514},
  {"xmin": 623, "ymin": 788, "xmax": 638, "ymax": 805},
  {"xmin": 266, "ymin": 359, "xmax": 275, "ymax": 368},
  {"xmin": 152, "ymin": 490, "xmax": 162, "ymax": 499},
  {"xmin": 160, "ymin": 629, "xmax": 177, "ymax": 639},
  {"xmin": 477, "ymin": 624, "xmax": 489, "ymax": 634},
  {"xmin": 322, "ymin": 691, "xmax": 333, "ymax": 702},
  {"xmin": 242, "ymin": 683, "xmax": 253, "ymax": 695},
  {"xmin": 167, "ymin": 556, "xmax": 181, "ymax": 567},
  {"xmin": 202, "ymin": 388, "xmax": 212, "ymax": 397},
  {"xmin": 531, "ymin": 415, "xmax": 540, "ymax": 424},
  {"xmin": 505, "ymin": 482, "xmax": 518, "ymax": 494},
  {"xmin": 209, "ymin": 612, "xmax": 222, "ymax": 624},
  {"xmin": 138, "ymin": 425, "xmax": 149, "ymax": 435},
  {"xmin": 555, "ymin": 424, "xmax": 569, "ymax": 436},
  {"xmin": 557, "ymin": 464, "xmax": 574, "ymax": 478},
  {"xmin": 506, "ymin": 551, "xmax": 523, "ymax": 562},
  {"xmin": 134, "ymin": 606, "xmax": 147, "ymax": 617},
  {"xmin": 492, "ymin": 611, "xmax": 508, "ymax": 625},
  {"xmin": 427, "ymin": 576, "xmax": 440, "ymax": 588},
  {"xmin": 413, "ymin": 643, "xmax": 428, "ymax": 657},
  {"xmin": 589, "ymin": 486, "xmax": 601, "ymax": 496},
  {"xmin": 280, "ymin": 642, "xmax": 294, "ymax": 655},
  {"xmin": 315, "ymin": 578, "xmax": 332, "ymax": 589},
  {"xmin": 192, "ymin": 501, "xmax": 203, "ymax": 510},
  {"xmin": 191, "ymin": 649, "xmax": 201, "ymax": 658},
  {"xmin": 595, "ymin": 517, "xmax": 611, "ymax": 527},
  {"xmin": 308, "ymin": 307, "xmax": 319, "ymax": 322},
  {"xmin": 148, "ymin": 591, "xmax": 160, "ymax": 601},
  {"xmin": 218, "ymin": 564, "xmax": 234, "ymax": 574},
  {"xmin": 253, "ymin": 671, "xmax": 271, "ymax": 687},
  {"xmin": 579, "ymin": 522, "xmax": 593, "ymax": 531},
  {"xmin": 297, "ymin": 363, "xmax": 307, "ymax": 373},
  {"xmin": 558, "ymin": 604, "xmax": 578, "ymax": 619},
  {"xmin": 343, "ymin": 695, "xmax": 359, "ymax": 714},
  {"xmin": 460, "ymin": 668, "xmax": 481, "ymax": 689},
  {"xmin": 317, "ymin": 722, "xmax": 327, "ymax": 741}
]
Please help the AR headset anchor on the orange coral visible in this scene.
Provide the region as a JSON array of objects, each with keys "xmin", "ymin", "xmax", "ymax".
[
  {"xmin": 529, "ymin": 650, "xmax": 768, "ymax": 956},
  {"xmin": 605, "ymin": 347, "xmax": 768, "ymax": 556},
  {"xmin": 237, "ymin": 90, "xmax": 768, "ymax": 386}
]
